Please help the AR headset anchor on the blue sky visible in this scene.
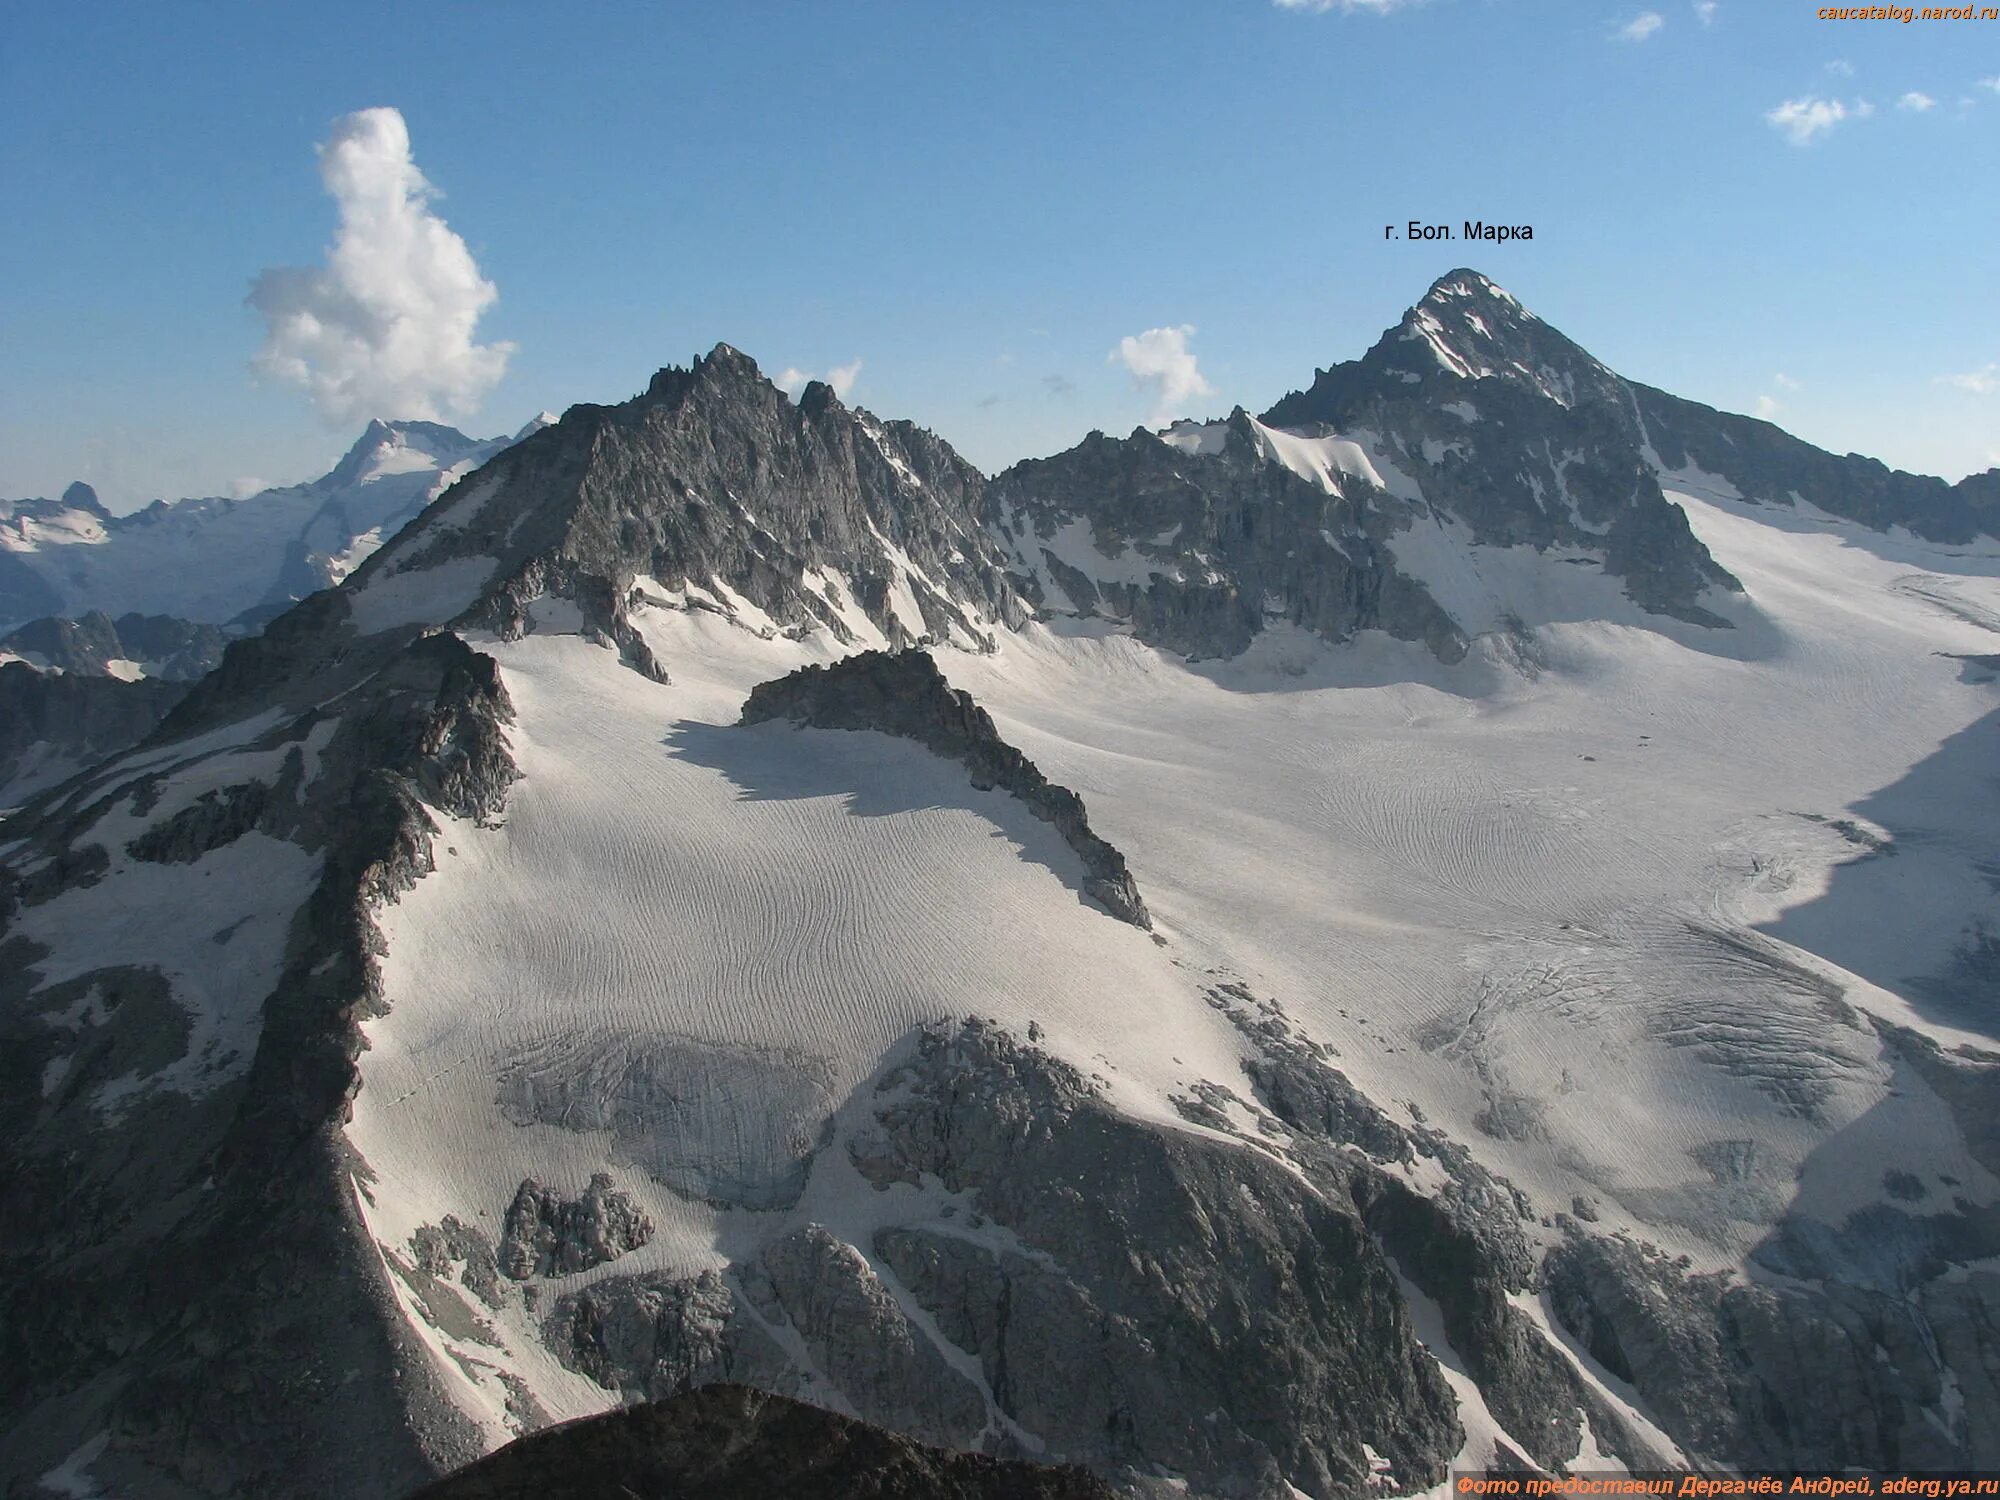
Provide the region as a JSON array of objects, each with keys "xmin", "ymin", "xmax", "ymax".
[{"xmin": 3, "ymin": 0, "xmax": 1996, "ymax": 509}]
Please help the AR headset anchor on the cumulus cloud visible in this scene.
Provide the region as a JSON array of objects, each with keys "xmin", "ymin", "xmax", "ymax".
[
  {"xmin": 249, "ymin": 108, "xmax": 513, "ymax": 426},
  {"xmin": 1765, "ymin": 96, "xmax": 1853, "ymax": 145},
  {"xmin": 1940, "ymin": 364, "xmax": 1999, "ymax": 395},
  {"xmin": 775, "ymin": 359, "xmax": 863, "ymax": 399},
  {"xmin": 1898, "ymin": 91, "xmax": 1936, "ymax": 112},
  {"xmin": 1694, "ymin": 1, "xmax": 1717, "ymax": 24},
  {"xmin": 1112, "ymin": 325, "xmax": 1215, "ymax": 426},
  {"xmin": 1618, "ymin": 12, "xmax": 1664, "ymax": 41}
]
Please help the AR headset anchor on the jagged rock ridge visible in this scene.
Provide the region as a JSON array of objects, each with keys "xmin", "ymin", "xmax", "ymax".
[{"xmin": 739, "ymin": 649, "xmax": 1149, "ymax": 927}]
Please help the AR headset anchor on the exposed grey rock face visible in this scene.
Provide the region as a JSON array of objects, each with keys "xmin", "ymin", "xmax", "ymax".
[
  {"xmin": 342, "ymin": 348, "xmax": 1024, "ymax": 672},
  {"xmin": 494, "ymin": 1032, "xmax": 837, "ymax": 1210},
  {"xmin": 739, "ymin": 649, "xmax": 1150, "ymax": 927},
  {"xmin": 849, "ymin": 1017, "xmax": 1463, "ymax": 1497},
  {"xmin": 546, "ymin": 1267, "xmax": 804, "ymax": 1402},
  {"xmin": 1633, "ymin": 383, "xmax": 2000, "ymax": 542},
  {"xmin": 2, "ymin": 609, "xmax": 231, "ymax": 680},
  {"xmin": 987, "ymin": 271, "xmax": 1743, "ymax": 665},
  {"xmin": 406, "ymin": 1382, "xmax": 1119, "ymax": 1500},
  {"xmin": 0, "ymin": 660, "xmax": 188, "ymax": 807},
  {"xmin": 411, "ymin": 1216, "xmax": 506, "ymax": 1310},
  {"xmin": 753, "ymin": 1224, "xmax": 990, "ymax": 1449},
  {"xmin": 988, "ymin": 413, "xmax": 1468, "ymax": 663},
  {"xmin": 497, "ymin": 1173, "xmax": 653, "ymax": 1280},
  {"xmin": 0, "ymin": 628, "xmax": 523, "ymax": 1500}
]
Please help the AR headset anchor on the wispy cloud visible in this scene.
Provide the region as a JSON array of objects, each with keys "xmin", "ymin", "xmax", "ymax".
[
  {"xmin": 1754, "ymin": 395, "xmax": 1782, "ymax": 420},
  {"xmin": 1112, "ymin": 325, "xmax": 1215, "ymax": 426},
  {"xmin": 1043, "ymin": 374, "xmax": 1077, "ymax": 398},
  {"xmin": 1825, "ymin": 59, "xmax": 1855, "ymax": 78},
  {"xmin": 1940, "ymin": 364, "xmax": 1999, "ymax": 396},
  {"xmin": 1979, "ymin": 76, "xmax": 2000, "ymax": 93},
  {"xmin": 1774, "ymin": 373, "xmax": 1801, "ymax": 391},
  {"xmin": 1693, "ymin": 0, "xmax": 1717, "ymax": 24},
  {"xmin": 1898, "ymin": 91, "xmax": 1936, "ymax": 112},
  {"xmin": 1618, "ymin": 11, "xmax": 1664, "ymax": 41},
  {"xmin": 775, "ymin": 359, "xmax": 864, "ymax": 399},
  {"xmin": 249, "ymin": 107, "xmax": 514, "ymax": 426},
  {"xmin": 1765, "ymin": 96, "xmax": 1854, "ymax": 146}
]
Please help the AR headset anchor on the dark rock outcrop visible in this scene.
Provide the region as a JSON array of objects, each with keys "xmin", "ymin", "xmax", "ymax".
[
  {"xmin": 0, "ymin": 659, "xmax": 188, "ymax": 807},
  {"xmin": 988, "ymin": 270, "xmax": 1744, "ymax": 664},
  {"xmin": 740, "ymin": 649, "xmax": 1149, "ymax": 927},
  {"xmin": 497, "ymin": 1173, "xmax": 653, "ymax": 1280},
  {"xmin": 2, "ymin": 610, "xmax": 231, "ymax": 680},
  {"xmin": 405, "ymin": 1383, "xmax": 1118, "ymax": 1500},
  {"xmin": 0, "ymin": 628, "xmax": 522, "ymax": 1499},
  {"xmin": 342, "ymin": 347, "xmax": 1023, "ymax": 672},
  {"xmin": 848, "ymin": 1017, "xmax": 1464, "ymax": 1496}
]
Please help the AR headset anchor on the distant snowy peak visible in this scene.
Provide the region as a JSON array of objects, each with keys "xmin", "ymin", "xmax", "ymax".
[
  {"xmin": 318, "ymin": 418, "xmax": 500, "ymax": 493},
  {"xmin": 0, "ymin": 417, "xmax": 541, "ymax": 632}
]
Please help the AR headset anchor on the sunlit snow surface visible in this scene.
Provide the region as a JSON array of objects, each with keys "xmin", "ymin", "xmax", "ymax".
[{"xmin": 347, "ymin": 481, "xmax": 2000, "ymax": 1456}]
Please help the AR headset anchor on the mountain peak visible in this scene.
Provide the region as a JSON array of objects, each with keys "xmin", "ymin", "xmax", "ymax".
[
  {"xmin": 642, "ymin": 343, "xmax": 775, "ymax": 408},
  {"xmin": 1377, "ymin": 268, "xmax": 1616, "ymax": 409},
  {"xmin": 321, "ymin": 418, "xmax": 485, "ymax": 492},
  {"xmin": 59, "ymin": 481, "xmax": 109, "ymax": 519},
  {"xmin": 1419, "ymin": 267, "xmax": 1524, "ymax": 310}
]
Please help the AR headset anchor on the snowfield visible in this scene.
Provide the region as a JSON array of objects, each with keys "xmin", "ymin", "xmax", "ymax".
[{"xmin": 339, "ymin": 474, "xmax": 2000, "ymax": 1464}]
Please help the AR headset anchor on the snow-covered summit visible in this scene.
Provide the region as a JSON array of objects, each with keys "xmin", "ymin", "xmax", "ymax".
[{"xmin": 0, "ymin": 416, "xmax": 544, "ymax": 631}]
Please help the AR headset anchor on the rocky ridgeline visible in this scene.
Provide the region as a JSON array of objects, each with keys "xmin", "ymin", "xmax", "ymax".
[
  {"xmin": 0, "ymin": 629, "xmax": 524, "ymax": 1498},
  {"xmin": 0, "ymin": 662, "xmax": 188, "ymax": 806},
  {"xmin": 2, "ymin": 610, "xmax": 230, "ymax": 681},
  {"xmin": 342, "ymin": 345, "xmax": 1023, "ymax": 668},
  {"xmin": 739, "ymin": 649, "xmax": 1149, "ymax": 927},
  {"xmin": 989, "ymin": 269, "xmax": 1747, "ymax": 664},
  {"xmin": 406, "ymin": 1383, "xmax": 1117, "ymax": 1500}
]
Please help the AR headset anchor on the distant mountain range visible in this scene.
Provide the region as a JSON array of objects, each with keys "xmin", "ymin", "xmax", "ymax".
[
  {"xmin": 0, "ymin": 414, "xmax": 553, "ymax": 638},
  {"xmin": 5, "ymin": 273, "xmax": 2000, "ymax": 1498}
]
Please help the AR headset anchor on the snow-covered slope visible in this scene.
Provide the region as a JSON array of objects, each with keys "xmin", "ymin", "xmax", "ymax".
[
  {"xmin": 6, "ymin": 278, "xmax": 2000, "ymax": 1499},
  {"xmin": 0, "ymin": 417, "xmax": 548, "ymax": 632}
]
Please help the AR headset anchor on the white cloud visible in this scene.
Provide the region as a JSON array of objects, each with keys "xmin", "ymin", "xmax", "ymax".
[
  {"xmin": 1854, "ymin": 98, "xmax": 1876, "ymax": 118},
  {"xmin": 1979, "ymin": 76, "xmax": 2000, "ymax": 93},
  {"xmin": 1940, "ymin": 364, "xmax": 1999, "ymax": 396},
  {"xmin": 1754, "ymin": 395, "xmax": 1782, "ymax": 420},
  {"xmin": 1765, "ymin": 96, "xmax": 1852, "ymax": 146},
  {"xmin": 1897, "ymin": 91, "xmax": 1936, "ymax": 112},
  {"xmin": 775, "ymin": 359, "xmax": 863, "ymax": 399},
  {"xmin": 1112, "ymin": 325, "xmax": 1215, "ymax": 426},
  {"xmin": 249, "ymin": 107, "xmax": 513, "ymax": 426},
  {"xmin": 1618, "ymin": 11, "xmax": 1664, "ymax": 41},
  {"xmin": 1693, "ymin": 0, "xmax": 1717, "ymax": 23},
  {"xmin": 1774, "ymin": 373, "xmax": 1800, "ymax": 391},
  {"xmin": 227, "ymin": 477, "xmax": 271, "ymax": 500},
  {"xmin": 1825, "ymin": 59, "xmax": 1855, "ymax": 78}
]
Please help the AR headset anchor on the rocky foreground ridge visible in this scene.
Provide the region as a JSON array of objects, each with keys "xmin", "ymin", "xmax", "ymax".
[{"xmin": 406, "ymin": 1383, "xmax": 1118, "ymax": 1500}]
